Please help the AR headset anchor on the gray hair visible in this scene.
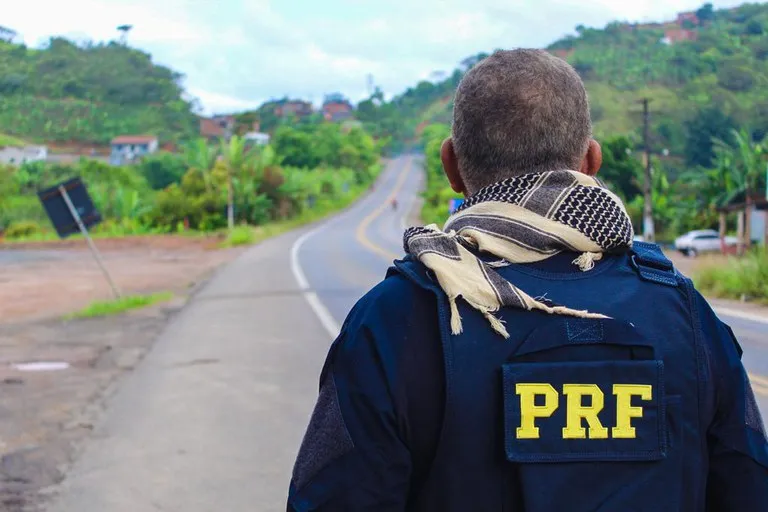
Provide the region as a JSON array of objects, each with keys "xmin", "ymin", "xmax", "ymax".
[{"xmin": 452, "ymin": 49, "xmax": 592, "ymax": 193}]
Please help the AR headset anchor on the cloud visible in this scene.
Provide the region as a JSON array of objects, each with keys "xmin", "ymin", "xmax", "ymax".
[{"xmin": 4, "ymin": 0, "xmax": 750, "ymax": 113}]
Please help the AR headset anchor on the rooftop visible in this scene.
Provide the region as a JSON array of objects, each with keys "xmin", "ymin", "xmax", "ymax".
[{"xmin": 111, "ymin": 135, "xmax": 158, "ymax": 145}]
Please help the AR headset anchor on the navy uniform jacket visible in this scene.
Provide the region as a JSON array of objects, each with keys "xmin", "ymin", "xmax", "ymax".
[{"xmin": 287, "ymin": 244, "xmax": 768, "ymax": 511}]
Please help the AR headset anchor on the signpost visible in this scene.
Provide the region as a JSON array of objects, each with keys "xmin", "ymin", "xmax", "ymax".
[
  {"xmin": 37, "ymin": 178, "xmax": 121, "ymax": 299},
  {"xmin": 449, "ymin": 198, "xmax": 464, "ymax": 215}
]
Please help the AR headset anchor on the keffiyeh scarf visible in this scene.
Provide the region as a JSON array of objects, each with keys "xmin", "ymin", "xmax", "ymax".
[{"xmin": 403, "ymin": 170, "xmax": 634, "ymax": 339}]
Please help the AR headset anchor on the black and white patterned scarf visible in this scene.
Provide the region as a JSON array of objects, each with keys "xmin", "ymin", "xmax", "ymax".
[{"xmin": 403, "ymin": 170, "xmax": 634, "ymax": 338}]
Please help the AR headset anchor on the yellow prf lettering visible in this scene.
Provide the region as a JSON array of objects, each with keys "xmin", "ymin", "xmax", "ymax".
[
  {"xmin": 561, "ymin": 384, "xmax": 609, "ymax": 439},
  {"xmin": 612, "ymin": 384, "xmax": 653, "ymax": 438},
  {"xmin": 516, "ymin": 383, "xmax": 558, "ymax": 439}
]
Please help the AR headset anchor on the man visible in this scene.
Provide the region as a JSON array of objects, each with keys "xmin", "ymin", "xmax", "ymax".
[{"xmin": 287, "ymin": 49, "xmax": 768, "ymax": 511}]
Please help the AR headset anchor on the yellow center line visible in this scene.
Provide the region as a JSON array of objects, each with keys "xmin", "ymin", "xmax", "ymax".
[
  {"xmin": 356, "ymin": 164, "xmax": 768, "ymax": 401},
  {"xmin": 355, "ymin": 159, "xmax": 412, "ymax": 261}
]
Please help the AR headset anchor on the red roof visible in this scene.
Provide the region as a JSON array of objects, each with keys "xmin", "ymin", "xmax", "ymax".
[
  {"xmin": 199, "ymin": 118, "xmax": 225, "ymax": 138},
  {"xmin": 111, "ymin": 135, "xmax": 157, "ymax": 145}
]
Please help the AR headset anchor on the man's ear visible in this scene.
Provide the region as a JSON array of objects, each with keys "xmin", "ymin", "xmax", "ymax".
[
  {"xmin": 441, "ymin": 138, "xmax": 468, "ymax": 195},
  {"xmin": 579, "ymin": 139, "xmax": 602, "ymax": 177}
]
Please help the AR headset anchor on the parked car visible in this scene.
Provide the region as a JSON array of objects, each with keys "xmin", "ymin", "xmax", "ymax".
[{"xmin": 674, "ymin": 230, "xmax": 738, "ymax": 257}]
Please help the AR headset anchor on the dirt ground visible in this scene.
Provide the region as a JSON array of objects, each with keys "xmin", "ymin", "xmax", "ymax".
[{"xmin": 0, "ymin": 235, "xmax": 243, "ymax": 510}]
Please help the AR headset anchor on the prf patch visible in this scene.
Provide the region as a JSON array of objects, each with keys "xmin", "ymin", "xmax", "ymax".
[{"xmin": 502, "ymin": 361, "xmax": 666, "ymax": 463}]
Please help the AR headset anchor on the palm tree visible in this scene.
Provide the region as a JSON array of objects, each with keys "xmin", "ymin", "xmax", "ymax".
[
  {"xmin": 220, "ymin": 135, "xmax": 252, "ymax": 230},
  {"xmin": 184, "ymin": 138, "xmax": 218, "ymax": 193},
  {"xmin": 712, "ymin": 128, "xmax": 766, "ymax": 248}
]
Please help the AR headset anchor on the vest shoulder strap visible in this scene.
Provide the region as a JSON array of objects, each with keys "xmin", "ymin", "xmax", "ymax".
[
  {"xmin": 388, "ymin": 255, "xmax": 441, "ymax": 292},
  {"xmin": 629, "ymin": 241, "xmax": 679, "ymax": 287}
]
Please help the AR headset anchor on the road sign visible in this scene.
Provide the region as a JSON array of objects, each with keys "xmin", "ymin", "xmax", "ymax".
[
  {"xmin": 38, "ymin": 178, "xmax": 101, "ymax": 238},
  {"xmin": 37, "ymin": 178, "xmax": 120, "ymax": 298},
  {"xmin": 449, "ymin": 198, "xmax": 464, "ymax": 214}
]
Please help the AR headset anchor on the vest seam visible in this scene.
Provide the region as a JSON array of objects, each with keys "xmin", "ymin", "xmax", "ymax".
[
  {"xmin": 682, "ymin": 276, "xmax": 713, "ymax": 466},
  {"xmin": 503, "ymin": 254, "xmax": 622, "ymax": 280}
]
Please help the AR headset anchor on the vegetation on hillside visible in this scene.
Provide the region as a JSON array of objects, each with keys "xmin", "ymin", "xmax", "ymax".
[
  {"xmin": 0, "ymin": 38, "xmax": 197, "ymax": 144},
  {"xmin": 376, "ymin": 2, "xmax": 768, "ymax": 240}
]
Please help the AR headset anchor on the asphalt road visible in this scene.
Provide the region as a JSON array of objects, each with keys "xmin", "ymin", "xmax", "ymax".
[{"xmin": 46, "ymin": 155, "xmax": 767, "ymax": 511}]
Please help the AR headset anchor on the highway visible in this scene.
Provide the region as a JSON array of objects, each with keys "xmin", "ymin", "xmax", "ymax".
[{"xmin": 46, "ymin": 155, "xmax": 767, "ymax": 511}]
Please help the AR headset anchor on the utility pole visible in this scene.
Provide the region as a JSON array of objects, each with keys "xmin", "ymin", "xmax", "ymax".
[
  {"xmin": 640, "ymin": 98, "xmax": 656, "ymax": 242},
  {"xmin": 224, "ymin": 121, "xmax": 235, "ymax": 231}
]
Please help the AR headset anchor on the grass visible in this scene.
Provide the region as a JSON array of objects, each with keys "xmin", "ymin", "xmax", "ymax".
[
  {"xmin": 694, "ymin": 248, "xmax": 768, "ymax": 303},
  {"xmin": 220, "ymin": 224, "xmax": 257, "ymax": 247},
  {"xmin": 0, "ymin": 132, "xmax": 25, "ymax": 147},
  {"xmin": 66, "ymin": 292, "xmax": 174, "ymax": 319}
]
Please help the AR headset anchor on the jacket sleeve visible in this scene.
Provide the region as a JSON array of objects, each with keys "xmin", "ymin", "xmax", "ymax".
[
  {"xmin": 697, "ymin": 293, "xmax": 768, "ymax": 510},
  {"xmin": 287, "ymin": 298, "xmax": 412, "ymax": 512}
]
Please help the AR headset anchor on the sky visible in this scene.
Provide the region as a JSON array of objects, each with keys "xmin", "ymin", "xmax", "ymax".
[{"xmin": 4, "ymin": 0, "xmax": 748, "ymax": 115}]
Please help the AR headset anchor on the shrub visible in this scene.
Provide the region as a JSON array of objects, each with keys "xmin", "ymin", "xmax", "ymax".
[
  {"xmin": 221, "ymin": 225, "xmax": 256, "ymax": 247},
  {"xmin": 694, "ymin": 248, "xmax": 768, "ymax": 302},
  {"xmin": 4, "ymin": 220, "xmax": 44, "ymax": 239}
]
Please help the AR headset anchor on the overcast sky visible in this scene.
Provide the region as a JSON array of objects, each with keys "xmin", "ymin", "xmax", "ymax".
[{"xmin": 5, "ymin": 0, "xmax": 746, "ymax": 114}]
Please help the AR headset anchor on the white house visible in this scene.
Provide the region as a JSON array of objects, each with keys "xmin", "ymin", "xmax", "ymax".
[
  {"xmin": 110, "ymin": 135, "xmax": 159, "ymax": 165},
  {"xmin": 0, "ymin": 145, "xmax": 48, "ymax": 165},
  {"xmin": 244, "ymin": 132, "xmax": 270, "ymax": 146}
]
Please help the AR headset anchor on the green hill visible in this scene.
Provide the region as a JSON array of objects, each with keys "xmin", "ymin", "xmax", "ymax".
[
  {"xmin": 0, "ymin": 38, "xmax": 197, "ymax": 145},
  {"xmin": 366, "ymin": 2, "xmax": 768, "ymax": 167}
]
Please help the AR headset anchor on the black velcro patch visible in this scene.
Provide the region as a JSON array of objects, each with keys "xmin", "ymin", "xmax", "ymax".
[
  {"xmin": 292, "ymin": 373, "xmax": 354, "ymax": 490},
  {"xmin": 502, "ymin": 360, "xmax": 666, "ymax": 463}
]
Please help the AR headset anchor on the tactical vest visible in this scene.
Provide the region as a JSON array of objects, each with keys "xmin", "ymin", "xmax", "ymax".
[{"xmin": 391, "ymin": 242, "xmax": 712, "ymax": 511}]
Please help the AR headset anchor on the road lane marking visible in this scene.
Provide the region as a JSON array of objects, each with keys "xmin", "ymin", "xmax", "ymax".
[
  {"xmin": 714, "ymin": 306, "xmax": 768, "ymax": 326},
  {"xmin": 290, "ymin": 158, "xmax": 411, "ymax": 340},
  {"xmin": 355, "ymin": 159, "xmax": 412, "ymax": 261},
  {"xmin": 291, "ymin": 222, "xmax": 342, "ymax": 341}
]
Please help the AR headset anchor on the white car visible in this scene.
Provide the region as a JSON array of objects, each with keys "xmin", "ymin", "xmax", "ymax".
[{"xmin": 674, "ymin": 230, "xmax": 738, "ymax": 257}]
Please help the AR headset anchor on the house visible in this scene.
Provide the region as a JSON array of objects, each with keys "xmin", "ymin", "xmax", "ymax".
[
  {"xmin": 244, "ymin": 132, "xmax": 270, "ymax": 146},
  {"xmin": 717, "ymin": 191, "xmax": 768, "ymax": 247},
  {"xmin": 0, "ymin": 145, "xmax": 47, "ymax": 165},
  {"xmin": 676, "ymin": 11, "xmax": 699, "ymax": 27},
  {"xmin": 109, "ymin": 135, "xmax": 158, "ymax": 165},
  {"xmin": 274, "ymin": 100, "xmax": 314, "ymax": 118},
  {"xmin": 323, "ymin": 100, "xmax": 354, "ymax": 122},
  {"xmin": 550, "ymin": 48, "xmax": 574, "ymax": 60},
  {"xmin": 200, "ymin": 117, "xmax": 225, "ymax": 140},
  {"xmin": 661, "ymin": 27, "xmax": 698, "ymax": 45}
]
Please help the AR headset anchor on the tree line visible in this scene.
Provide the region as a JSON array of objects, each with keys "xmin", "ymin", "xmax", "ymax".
[{"xmin": 0, "ymin": 123, "xmax": 382, "ymax": 239}]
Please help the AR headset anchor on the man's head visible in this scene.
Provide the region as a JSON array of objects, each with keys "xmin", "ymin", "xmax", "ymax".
[{"xmin": 442, "ymin": 49, "xmax": 601, "ymax": 195}]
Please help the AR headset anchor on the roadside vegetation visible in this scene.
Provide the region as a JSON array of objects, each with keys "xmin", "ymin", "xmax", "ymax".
[
  {"xmin": 66, "ymin": 291, "xmax": 175, "ymax": 319},
  {"xmin": 694, "ymin": 248, "xmax": 768, "ymax": 302},
  {"xmin": 1, "ymin": 123, "xmax": 382, "ymax": 242}
]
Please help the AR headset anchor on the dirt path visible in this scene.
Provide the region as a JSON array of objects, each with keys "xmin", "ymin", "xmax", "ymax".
[{"xmin": 0, "ymin": 235, "xmax": 243, "ymax": 510}]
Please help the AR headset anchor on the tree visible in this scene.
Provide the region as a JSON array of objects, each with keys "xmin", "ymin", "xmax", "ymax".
[
  {"xmin": 184, "ymin": 138, "xmax": 218, "ymax": 192},
  {"xmin": 684, "ymin": 107, "xmax": 736, "ymax": 168},
  {"xmin": 696, "ymin": 3, "xmax": 715, "ymax": 24},
  {"xmin": 139, "ymin": 152, "xmax": 187, "ymax": 190},
  {"xmin": 599, "ymin": 137, "xmax": 643, "ymax": 201},
  {"xmin": 712, "ymin": 128, "xmax": 767, "ymax": 246},
  {"xmin": 747, "ymin": 20, "xmax": 764, "ymax": 35},
  {"xmin": 220, "ymin": 135, "xmax": 250, "ymax": 229}
]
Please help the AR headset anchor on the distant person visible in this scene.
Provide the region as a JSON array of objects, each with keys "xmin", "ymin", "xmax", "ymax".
[
  {"xmin": 287, "ymin": 49, "xmax": 768, "ymax": 511},
  {"xmin": 391, "ymin": 197, "xmax": 398, "ymax": 210}
]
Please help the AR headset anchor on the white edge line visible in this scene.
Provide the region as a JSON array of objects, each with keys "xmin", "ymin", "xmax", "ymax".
[
  {"xmin": 714, "ymin": 306, "xmax": 768, "ymax": 326},
  {"xmin": 290, "ymin": 225, "xmax": 342, "ymax": 341}
]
